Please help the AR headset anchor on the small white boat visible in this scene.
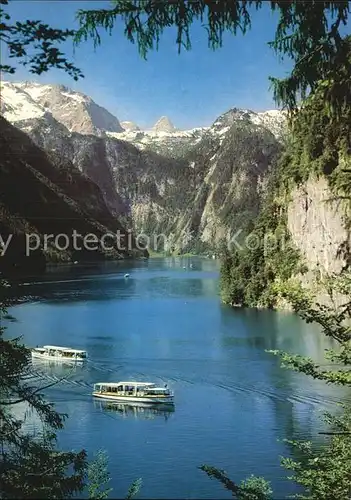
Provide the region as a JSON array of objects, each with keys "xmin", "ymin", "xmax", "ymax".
[
  {"xmin": 92, "ymin": 381, "xmax": 174, "ymax": 404},
  {"xmin": 31, "ymin": 345, "xmax": 88, "ymax": 362}
]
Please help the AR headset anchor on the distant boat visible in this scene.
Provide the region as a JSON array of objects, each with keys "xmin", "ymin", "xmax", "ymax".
[
  {"xmin": 31, "ymin": 345, "xmax": 88, "ymax": 362},
  {"xmin": 124, "ymin": 273, "xmax": 130, "ymax": 278},
  {"xmin": 92, "ymin": 381, "xmax": 174, "ymax": 405}
]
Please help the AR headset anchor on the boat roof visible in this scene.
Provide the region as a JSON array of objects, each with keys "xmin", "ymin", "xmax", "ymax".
[
  {"xmin": 94, "ymin": 381, "xmax": 156, "ymax": 387},
  {"xmin": 43, "ymin": 345, "xmax": 87, "ymax": 353}
]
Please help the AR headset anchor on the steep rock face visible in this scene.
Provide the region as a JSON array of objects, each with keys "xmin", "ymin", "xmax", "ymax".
[
  {"xmin": 0, "ymin": 116, "xmax": 143, "ymax": 276},
  {"xmin": 152, "ymin": 116, "xmax": 176, "ymax": 133},
  {"xmin": 173, "ymin": 120, "xmax": 282, "ymax": 252},
  {"xmin": 1, "ymin": 80, "xmax": 287, "ymax": 254},
  {"xmin": 287, "ymin": 176, "xmax": 350, "ymax": 306},
  {"xmin": 10, "ymin": 114, "xmax": 193, "ymax": 241},
  {"xmin": 9, "ymin": 109, "xmax": 281, "ymax": 253},
  {"xmin": 287, "ymin": 177, "xmax": 349, "ymax": 275},
  {"xmin": 1, "ymin": 81, "xmax": 124, "ymax": 135}
]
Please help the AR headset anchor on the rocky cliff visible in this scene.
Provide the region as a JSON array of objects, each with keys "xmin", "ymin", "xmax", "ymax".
[
  {"xmin": 287, "ymin": 177, "xmax": 349, "ymax": 275},
  {"xmin": 0, "ymin": 116, "xmax": 144, "ymax": 276},
  {"xmin": 285, "ymin": 177, "xmax": 350, "ymax": 305}
]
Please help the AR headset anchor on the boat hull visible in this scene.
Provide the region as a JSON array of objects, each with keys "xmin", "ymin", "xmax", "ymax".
[
  {"xmin": 31, "ymin": 351, "xmax": 86, "ymax": 362},
  {"xmin": 92, "ymin": 392, "xmax": 174, "ymax": 404}
]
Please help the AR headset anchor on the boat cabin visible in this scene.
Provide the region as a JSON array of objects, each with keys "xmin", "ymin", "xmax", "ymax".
[
  {"xmin": 32, "ymin": 345, "xmax": 87, "ymax": 360},
  {"xmin": 93, "ymin": 381, "xmax": 172, "ymax": 397}
]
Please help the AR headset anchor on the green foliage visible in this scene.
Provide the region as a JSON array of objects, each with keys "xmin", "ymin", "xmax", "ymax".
[
  {"xmin": 87, "ymin": 450, "xmax": 112, "ymax": 499},
  {"xmin": 75, "ymin": 1, "xmax": 350, "ymax": 116},
  {"xmin": 0, "ymin": 279, "xmax": 87, "ymax": 498},
  {"xmin": 220, "ymin": 168, "xmax": 303, "ymax": 308},
  {"xmin": 276, "ymin": 37, "xmax": 351, "ymax": 190},
  {"xmin": 0, "ymin": 0, "xmax": 83, "ymax": 79},
  {"xmin": 199, "ymin": 465, "xmax": 272, "ymax": 499},
  {"xmin": 281, "ymin": 409, "xmax": 351, "ymax": 500},
  {"xmin": 268, "ymin": 3, "xmax": 350, "ymax": 116},
  {"xmin": 268, "ymin": 271, "xmax": 351, "ymax": 499},
  {"xmin": 125, "ymin": 478, "xmax": 142, "ymax": 500},
  {"xmin": 268, "ymin": 271, "xmax": 351, "ymax": 386},
  {"xmin": 220, "ymin": 35, "xmax": 350, "ymax": 307}
]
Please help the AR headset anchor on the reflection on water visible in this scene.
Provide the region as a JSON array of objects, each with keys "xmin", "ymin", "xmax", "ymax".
[
  {"xmin": 31, "ymin": 358, "xmax": 85, "ymax": 369},
  {"xmin": 31, "ymin": 357, "xmax": 87, "ymax": 375},
  {"xmin": 94, "ymin": 399, "xmax": 175, "ymax": 422}
]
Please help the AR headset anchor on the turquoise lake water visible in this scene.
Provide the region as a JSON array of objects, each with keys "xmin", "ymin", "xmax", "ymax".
[{"xmin": 4, "ymin": 257, "xmax": 349, "ymax": 499}]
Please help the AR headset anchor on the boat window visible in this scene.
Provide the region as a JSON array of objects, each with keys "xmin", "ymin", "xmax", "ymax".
[{"xmin": 146, "ymin": 388, "xmax": 170, "ymax": 395}]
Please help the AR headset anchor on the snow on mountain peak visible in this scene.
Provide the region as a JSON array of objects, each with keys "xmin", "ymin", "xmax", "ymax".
[
  {"xmin": 0, "ymin": 79, "xmax": 287, "ymax": 156},
  {"xmin": 0, "ymin": 82, "xmax": 46, "ymax": 121},
  {"xmin": 152, "ymin": 116, "xmax": 176, "ymax": 133},
  {"xmin": 121, "ymin": 121, "xmax": 140, "ymax": 132},
  {"xmin": 211, "ymin": 107, "xmax": 287, "ymax": 139},
  {"xmin": 0, "ymin": 81, "xmax": 124, "ymax": 135}
]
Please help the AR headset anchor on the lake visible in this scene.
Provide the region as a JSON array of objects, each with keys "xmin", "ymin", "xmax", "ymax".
[{"xmin": 4, "ymin": 257, "xmax": 349, "ymax": 499}]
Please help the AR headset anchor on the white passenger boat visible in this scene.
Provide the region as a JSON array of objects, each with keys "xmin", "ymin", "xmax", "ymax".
[
  {"xmin": 92, "ymin": 381, "xmax": 174, "ymax": 404},
  {"xmin": 31, "ymin": 345, "xmax": 88, "ymax": 362}
]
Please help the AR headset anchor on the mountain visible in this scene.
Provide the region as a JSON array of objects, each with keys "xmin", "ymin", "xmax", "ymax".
[
  {"xmin": 0, "ymin": 79, "xmax": 286, "ymax": 256},
  {"xmin": 0, "ymin": 116, "xmax": 144, "ymax": 276},
  {"xmin": 120, "ymin": 121, "xmax": 140, "ymax": 132},
  {"xmin": 0, "ymin": 80, "xmax": 286, "ymax": 157},
  {"xmin": 152, "ymin": 116, "xmax": 176, "ymax": 133},
  {"xmin": 211, "ymin": 108, "xmax": 287, "ymax": 142},
  {"xmin": 0, "ymin": 81, "xmax": 124, "ymax": 136},
  {"xmin": 107, "ymin": 126, "xmax": 206, "ymax": 159},
  {"xmin": 109, "ymin": 110, "xmax": 286, "ymax": 159}
]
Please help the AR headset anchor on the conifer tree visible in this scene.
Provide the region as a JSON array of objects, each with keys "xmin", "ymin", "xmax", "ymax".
[{"xmin": 75, "ymin": 1, "xmax": 349, "ymax": 116}]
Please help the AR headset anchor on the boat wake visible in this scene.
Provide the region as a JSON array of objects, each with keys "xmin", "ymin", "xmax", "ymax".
[{"xmin": 23, "ymin": 358, "xmax": 343, "ymax": 412}]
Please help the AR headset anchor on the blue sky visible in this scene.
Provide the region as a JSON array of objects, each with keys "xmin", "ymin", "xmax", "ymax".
[{"xmin": 1, "ymin": 1, "xmax": 306, "ymax": 128}]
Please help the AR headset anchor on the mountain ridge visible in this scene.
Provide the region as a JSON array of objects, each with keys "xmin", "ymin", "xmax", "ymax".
[
  {"xmin": 0, "ymin": 79, "xmax": 287, "ymax": 257},
  {"xmin": 1, "ymin": 81, "xmax": 124, "ymax": 136},
  {"xmin": 0, "ymin": 80, "xmax": 286, "ymax": 139}
]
